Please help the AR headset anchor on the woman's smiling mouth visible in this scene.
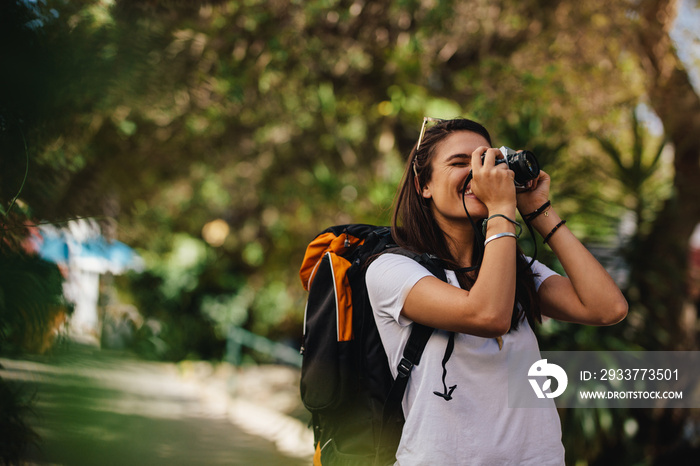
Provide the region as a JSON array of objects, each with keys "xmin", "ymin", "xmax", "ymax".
[{"xmin": 462, "ymin": 183, "xmax": 475, "ymax": 196}]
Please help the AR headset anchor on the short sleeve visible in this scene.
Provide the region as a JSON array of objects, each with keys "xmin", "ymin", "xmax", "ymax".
[
  {"xmin": 525, "ymin": 256, "xmax": 559, "ymax": 291},
  {"xmin": 366, "ymin": 253, "xmax": 435, "ymax": 326}
]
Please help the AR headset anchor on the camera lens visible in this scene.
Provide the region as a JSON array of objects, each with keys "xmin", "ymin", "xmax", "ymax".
[
  {"xmin": 509, "ymin": 150, "xmax": 539, "ymax": 185},
  {"xmin": 480, "ymin": 148, "xmax": 540, "ymax": 187}
]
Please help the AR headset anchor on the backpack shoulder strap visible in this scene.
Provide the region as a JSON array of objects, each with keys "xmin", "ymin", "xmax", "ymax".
[
  {"xmin": 382, "ymin": 247, "xmax": 448, "ymax": 282},
  {"xmin": 382, "ymin": 323, "xmax": 433, "ymax": 420},
  {"xmin": 375, "ymin": 248, "xmax": 449, "ymax": 464}
]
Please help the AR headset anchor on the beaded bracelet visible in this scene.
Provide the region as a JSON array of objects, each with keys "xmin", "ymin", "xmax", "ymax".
[
  {"xmin": 484, "ymin": 232, "xmax": 518, "ymax": 246},
  {"xmin": 523, "ymin": 200, "xmax": 551, "ymax": 222},
  {"xmin": 543, "ymin": 220, "xmax": 566, "ymax": 244},
  {"xmin": 482, "ymin": 214, "xmax": 522, "ymax": 238}
]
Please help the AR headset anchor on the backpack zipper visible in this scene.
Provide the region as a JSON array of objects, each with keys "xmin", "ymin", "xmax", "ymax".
[{"xmin": 343, "ymin": 228, "xmax": 350, "ymax": 248}]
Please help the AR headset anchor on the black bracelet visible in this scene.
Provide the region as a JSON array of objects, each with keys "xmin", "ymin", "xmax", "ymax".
[
  {"xmin": 523, "ymin": 200, "xmax": 551, "ymax": 222},
  {"xmin": 543, "ymin": 220, "xmax": 566, "ymax": 244}
]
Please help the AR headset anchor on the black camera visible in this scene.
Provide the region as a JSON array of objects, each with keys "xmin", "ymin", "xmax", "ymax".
[{"xmin": 488, "ymin": 146, "xmax": 540, "ymax": 188}]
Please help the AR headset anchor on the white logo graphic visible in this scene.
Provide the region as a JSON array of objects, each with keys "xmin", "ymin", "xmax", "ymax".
[{"xmin": 528, "ymin": 359, "xmax": 568, "ymax": 399}]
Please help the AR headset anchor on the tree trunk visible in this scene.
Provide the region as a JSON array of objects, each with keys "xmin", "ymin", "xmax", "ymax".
[
  {"xmin": 633, "ymin": 0, "xmax": 700, "ymax": 350},
  {"xmin": 629, "ymin": 1, "xmax": 700, "ymax": 462}
]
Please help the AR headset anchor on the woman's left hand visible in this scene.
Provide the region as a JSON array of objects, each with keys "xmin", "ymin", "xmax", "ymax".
[{"xmin": 516, "ymin": 170, "xmax": 551, "ymax": 216}]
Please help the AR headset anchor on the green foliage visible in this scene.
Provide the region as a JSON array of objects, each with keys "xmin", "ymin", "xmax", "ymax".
[
  {"xmin": 0, "ymin": 377, "xmax": 39, "ymax": 466},
  {"xmin": 592, "ymin": 107, "xmax": 671, "ymax": 238},
  {"xmin": 0, "ymin": 229, "xmax": 68, "ymax": 464},
  {"xmin": 3, "ymin": 0, "xmax": 676, "ymax": 358},
  {"xmin": 200, "ymin": 290, "xmax": 252, "ymax": 333},
  {"xmin": 0, "ymin": 251, "xmax": 68, "ymax": 354}
]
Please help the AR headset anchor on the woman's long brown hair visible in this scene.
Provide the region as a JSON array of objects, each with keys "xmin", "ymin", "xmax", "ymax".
[{"xmin": 391, "ymin": 118, "xmax": 541, "ymax": 331}]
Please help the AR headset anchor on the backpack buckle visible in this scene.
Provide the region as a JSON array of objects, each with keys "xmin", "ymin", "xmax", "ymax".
[{"xmin": 397, "ymin": 357, "xmax": 413, "ymax": 378}]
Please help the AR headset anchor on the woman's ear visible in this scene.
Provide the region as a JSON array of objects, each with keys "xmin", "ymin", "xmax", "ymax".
[{"xmin": 413, "ymin": 167, "xmax": 431, "ymax": 198}]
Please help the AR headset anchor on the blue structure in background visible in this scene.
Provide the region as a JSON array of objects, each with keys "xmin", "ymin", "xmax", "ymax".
[
  {"xmin": 32, "ymin": 219, "xmax": 143, "ymax": 344},
  {"xmin": 37, "ymin": 223, "xmax": 142, "ymax": 274}
]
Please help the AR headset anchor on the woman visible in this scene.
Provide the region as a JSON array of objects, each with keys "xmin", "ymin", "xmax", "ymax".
[{"xmin": 366, "ymin": 118, "xmax": 628, "ymax": 465}]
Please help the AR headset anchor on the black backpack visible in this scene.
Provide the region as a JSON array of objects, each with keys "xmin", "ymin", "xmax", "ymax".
[{"xmin": 298, "ymin": 224, "xmax": 448, "ymax": 466}]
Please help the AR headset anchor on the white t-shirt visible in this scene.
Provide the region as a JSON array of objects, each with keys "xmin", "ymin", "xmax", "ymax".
[{"xmin": 366, "ymin": 253, "xmax": 566, "ymax": 466}]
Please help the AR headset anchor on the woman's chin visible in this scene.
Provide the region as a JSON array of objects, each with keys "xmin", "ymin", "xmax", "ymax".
[{"xmin": 461, "ymin": 195, "xmax": 485, "ymax": 209}]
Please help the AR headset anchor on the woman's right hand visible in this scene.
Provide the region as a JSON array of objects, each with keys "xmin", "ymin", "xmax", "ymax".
[{"xmin": 470, "ymin": 146, "xmax": 517, "ymax": 215}]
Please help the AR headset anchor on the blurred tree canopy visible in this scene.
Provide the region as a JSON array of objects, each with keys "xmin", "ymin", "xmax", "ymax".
[{"xmin": 2, "ymin": 0, "xmax": 700, "ymax": 462}]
